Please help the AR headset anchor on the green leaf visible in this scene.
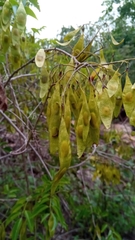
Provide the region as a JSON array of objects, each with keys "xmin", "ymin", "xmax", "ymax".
[
  {"xmin": 9, "ymin": 0, "xmax": 18, "ymax": 6},
  {"xmin": 25, "ymin": 6, "xmax": 37, "ymax": 19},
  {"xmin": 6, "ymin": 212, "xmax": 21, "ymax": 227},
  {"xmin": 41, "ymin": 213, "xmax": 50, "ymax": 223},
  {"xmin": 11, "ymin": 218, "xmax": 22, "ymax": 240},
  {"xmin": 24, "ymin": 210, "xmax": 34, "ymax": 233},
  {"xmin": 110, "ymin": 34, "xmax": 124, "ymax": 46},
  {"xmin": 0, "ymin": 54, "xmax": 5, "ymax": 63},
  {"xmin": 48, "ymin": 212, "xmax": 57, "ymax": 238},
  {"xmin": 0, "ymin": 223, "xmax": 6, "ymax": 240},
  {"xmin": 31, "ymin": 205, "xmax": 48, "ymax": 218},
  {"xmin": 29, "ymin": 0, "xmax": 40, "ymax": 11}
]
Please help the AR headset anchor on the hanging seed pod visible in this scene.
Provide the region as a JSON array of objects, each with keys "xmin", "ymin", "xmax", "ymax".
[
  {"xmin": 15, "ymin": 1, "xmax": 27, "ymax": 32},
  {"xmin": 35, "ymin": 49, "xmax": 46, "ymax": 68},
  {"xmin": 59, "ymin": 117, "xmax": 71, "ymax": 169},
  {"xmin": 47, "ymin": 83, "xmax": 61, "ymax": 155},
  {"xmin": 64, "ymin": 92, "xmax": 71, "ymax": 133},
  {"xmin": 113, "ymin": 80, "xmax": 123, "ymax": 118},
  {"xmin": 107, "ymin": 71, "xmax": 119, "ymax": 98},
  {"xmin": 98, "ymin": 88, "xmax": 114, "ymax": 129},
  {"xmin": 76, "ymin": 88, "xmax": 90, "ymax": 157},
  {"xmin": 86, "ymin": 84, "xmax": 100, "ymax": 147},
  {"xmin": 77, "ymin": 32, "xmax": 98, "ymax": 62},
  {"xmin": 39, "ymin": 65, "xmax": 49, "ymax": 99},
  {"xmin": 72, "ymin": 34, "xmax": 84, "ymax": 57},
  {"xmin": 122, "ymin": 73, "xmax": 135, "ymax": 118},
  {"xmin": 51, "ymin": 117, "xmax": 71, "ymax": 195},
  {"xmin": 1, "ymin": 28, "xmax": 11, "ymax": 53},
  {"xmin": 9, "ymin": 44, "xmax": 21, "ymax": 69},
  {"xmin": 129, "ymin": 108, "xmax": 135, "ymax": 127},
  {"xmin": 12, "ymin": 26, "xmax": 20, "ymax": 46},
  {"xmin": 69, "ymin": 87, "xmax": 79, "ymax": 120},
  {"xmin": 1, "ymin": 0, "xmax": 12, "ymax": 32}
]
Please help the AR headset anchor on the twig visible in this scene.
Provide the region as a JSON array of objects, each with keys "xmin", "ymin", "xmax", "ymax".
[
  {"xmin": 0, "ymin": 110, "xmax": 52, "ymax": 180},
  {"xmin": 4, "ymin": 58, "xmax": 35, "ymax": 87}
]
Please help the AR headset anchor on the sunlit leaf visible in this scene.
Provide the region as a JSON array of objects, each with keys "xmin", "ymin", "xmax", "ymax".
[
  {"xmin": 29, "ymin": 0, "xmax": 40, "ymax": 11},
  {"xmin": 25, "ymin": 6, "xmax": 37, "ymax": 19}
]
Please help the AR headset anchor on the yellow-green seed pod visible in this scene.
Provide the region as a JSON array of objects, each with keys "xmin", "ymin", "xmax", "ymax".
[
  {"xmin": 9, "ymin": 44, "xmax": 21, "ymax": 69},
  {"xmin": 107, "ymin": 71, "xmax": 119, "ymax": 98},
  {"xmin": 76, "ymin": 88, "xmax": 90, "ymax": 157},
  {"xmin": 51, "ymin": 117, "xmax": 71, "ymax": 195},
  {"xmin": 72, "ymin": 34, "xmax": 84, "ymax": 57},
  {"xmin": 15, "ymin": 2, "xmax": 27, "ymax": 32},
  {"xmin": 64, "ymin": 92, "xmax": 71, "ymax": 133},
  {"xmin": 59, "ymin": 117, "xmax": 71, "ymax": 169},
  {"xmin": 48, "ymin": 83, "xmax": 61, "ymax": 154},
  {"xmin": 86, "ymin": 84, "xmax": 100, "ymax": 148},
  {"xmin": 1, "ymin": 28, "xmax": 11, "ymax": 53},
  {"xmin": 113, "ymin": 80, "xmax": 122, "ymax": 118},
  {"xmin": 122, "ymin": 73, "xmax": 135, "ymax": 118},
  {"xmin": 98, "ymin": 89, "xmax": 114, "ymax": 129},
  {"xmin": 35, "ymin": 49, "xmax": 46, "ymax": 68},
  {"xmin": 12, "ymin": 26, "xmax": 20, "ymax": 46},
  {"xmin": 130, "ymin": 108, "xmax": 135, "ymax": 127},
  {"xmin": 39, "ymin": 65, "xmax": 49, "ymax": 99},
  {"xmin": 1, "ymin": 0, "xmax": 12, "ymax": 32},
  {"xmin": 77, "ymin": 37, "xmax": 93, "ymax": 62}
]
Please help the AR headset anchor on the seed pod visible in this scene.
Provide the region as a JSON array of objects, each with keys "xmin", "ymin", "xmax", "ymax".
[
  {"xmin": 98, "ymin": 88, "xmax": 114, "ymax": 129},
  {"xmin": 39, "ymin": 65, "xmax": 49, "ymax": 99},
  {"xmin": 35, "ymin": 49, "xmax": 46, "ymax": 68},
  {"xmin": 9, "ymin": 44, "xmax": 21, "ymax": 69},
  {"xmin": 59, "ymin": 117, "xmax": 71, "ymax": 169},
  {"xmin": 47, "ymin": 84, "xmax": 61, "ymax": 154},
  {"xmin": 64, "ymin": 92, "xmax": 71, "ymax": 133},
  {"xmin": 122, "ymin": 73, "xmax": 135, "ymax": 118},
  {"xmin": 1, "ymin": 0, "xmax": 12, "ymax": 32},
  {"xmin": 107, "ymin": 71, "xmax": 119, "ymax": 97},
  {"xmin": 130, "ymin": 108, "xmax": 135, "ymax": 127},
  {"xmin": 76, "ymin": 88, "xmax": 90, "ymax": 157},
  {"xmin": 15, "ymin": 2, "xmax": 27, "ymax": 32},
  {"xmin": 51, "ymin": 117, "xmax": 71, "ymax": 195},
  {"xmin": 87, "ymin": 84, "xmax": 100, "ymax": 147},
  {"xmin": 72, "ymin": 34, "xmax": 84, "ymax": 57},
  {"xmin": 69, "ymin": 88, "xmax": 79, "ymax": 120},
  {"xmin": 77, "ymin": 36, "xmax": 94, "ymax": 62},
  {"xmin": 1, "ymin": 28, "xmax": 11, "ymax": 53},
  {"xmin": 12, "ymin": 26, "xmax": 20, "ymax": 46},
  {"xmin": 113, "ymin": 80, "xmax": 122, "ymax": 118}
]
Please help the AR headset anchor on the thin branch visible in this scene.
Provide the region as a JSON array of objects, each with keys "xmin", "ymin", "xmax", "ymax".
[
  {"xmin": 9, "ymin": 73, "xmax": 36, "ymax": 81},
  {"xmin": 69, "ymin": 144, "xmax": 97, "ymax": 169},
  {"xmin": 0, "ymin": 110, "xmax": 52, "ymax": 180},
  {"xmin": 4, "ymin": 58, "xmax": 35, "ymax": 87}
]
